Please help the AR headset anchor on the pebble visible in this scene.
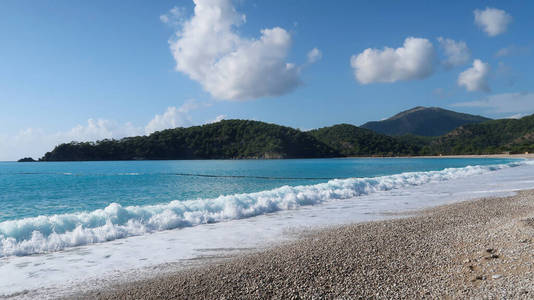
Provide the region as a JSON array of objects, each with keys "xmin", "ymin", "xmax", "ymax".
[{"xmin": 75, "ymin": 190, "xmax": 534, "ymax": 299}]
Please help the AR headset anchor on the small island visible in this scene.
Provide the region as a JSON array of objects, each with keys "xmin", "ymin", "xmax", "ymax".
[{"xmin": 17, "ymin": 157, "xmax": 37, "ymax": 162}]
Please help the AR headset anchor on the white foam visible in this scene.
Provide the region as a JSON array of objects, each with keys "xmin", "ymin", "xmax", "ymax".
[
  {"xmin": 0, "ymin": 160, "xmax": 527, "ymax": 257},
  {"xmin": 2, "ymin": 160, "xmax": 534, "ymax": 298}
]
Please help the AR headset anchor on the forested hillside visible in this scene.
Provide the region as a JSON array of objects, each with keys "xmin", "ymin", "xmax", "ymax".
[
  {"xmin": 431, "ymin": 115, "xmax": 534, "ymax": 154},
  {"xmin": 36, "ymin": 111, "xmax": 534, "ymax": 161},
  {"xmin": 361, "ymin": 106, "xmax": 490, "ymax": 136},
  {"xmin": 309, "ymin": 124, "xmax": 422, "ymax": 156},
  {"xmin": 40, "ymin": 120, "xmax": 339, "ymax": 161}
]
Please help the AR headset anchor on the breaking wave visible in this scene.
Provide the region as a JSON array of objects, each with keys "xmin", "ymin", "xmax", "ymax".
[{"xmin": 0, "ymin": 160, "xmax": 527, "ymax": 257}]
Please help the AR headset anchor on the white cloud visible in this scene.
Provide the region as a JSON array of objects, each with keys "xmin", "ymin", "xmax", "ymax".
[
  {"xmin": 0, "ymin": 101, "xmax": 224, "ymax": 161},
  {"xmin": 63, "ymin": 119, "xmax": 141, "ymax": 142},
  {"xmin": 350, "ymin": 37, "xmax": 436, "ymax": 84},
  {"xmin": 307, "ymin": 48, "xmax": 322, "ymax": 63},
  {"xmin": 168, "ymin": 0, "xmax": 315, "ymax": 101},
  {"xmin": 144, "ymin": 99, "xmax": 210, "ymax": 134},
  {"xmin": 144, "ymin": 107, "xmax": 192, "ymax": 134},
  {"xmin": 0, "ymin": 120, "xmax": 144, "ymax": 161},
  {"xmin": 474, "ymin": 7, "xmax": 512, "ymax": 37},
  {"xmin": 0, "ymin": 128, "xmax": 50, "ymax": 161},
  {"xmin": 209, "ymin": 115, "xmax": 226, "ymax": 123},
  {"xmin": 507, "ymin": 113, "xmax": 524, "ymax": 119},
  {"xmin": 457, "ymin": 59, "xmax": 491, "ymax": 92},
  {"xmin": 452, "ymin": 92, "xmax": 534, "ymax": 115},
  {"xmin": 437, "ymin": 37, "xmax": 470, "ymax": 68}
]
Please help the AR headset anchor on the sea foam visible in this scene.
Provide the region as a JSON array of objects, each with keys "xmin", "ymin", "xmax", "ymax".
[{"xmin": 0, "ymin": 160, "xmax": 526, "ymax": 257}]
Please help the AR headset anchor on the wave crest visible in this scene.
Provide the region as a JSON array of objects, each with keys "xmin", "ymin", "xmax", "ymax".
[{"xmin": 0, "ymin": 161, "xmax": 525, "ymax": 257}]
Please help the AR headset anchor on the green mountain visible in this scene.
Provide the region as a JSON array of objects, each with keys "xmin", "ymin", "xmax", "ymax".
[
  {"xmin": 431, "ymin": 114, "xmax": 534, "ymax": 155},
  {"xmin": 35, "ymin": 111, "xmax": 534, "ymax": 161},
  {"xmin": 308, "ymin": 124, "xmax": 422, "ymax": 156},
  {"xmin": 361, "ymin": 106, "xmax": 491, "ymax": 137},
  {"xmin": 39, "ymin": 121, "xmax": 426, "ymax": 161},
  {"xmin": 40, "ymin": 120, "xmax": 339, "ymax": 161}
]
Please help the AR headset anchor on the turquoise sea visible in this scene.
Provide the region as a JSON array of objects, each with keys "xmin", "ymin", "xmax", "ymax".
[{"xmin": 0, "ymin": 158, "xmax": 519, "ymax": 257}]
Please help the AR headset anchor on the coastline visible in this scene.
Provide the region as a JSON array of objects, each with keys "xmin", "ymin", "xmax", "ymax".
[
  {"xmin": 412, "ymin": 154, "xmax": 534, "ymax": 159},
  {"xmin": 9, "ymin": 153, "xmax": 534, "ymax": 163},
  {"xmin": 4, "ymin": 157, "xmax": 532, "ymax": 299},
  {"xmin": 79, "ymin": 190, "xmax": 534, "ymax": 299},
  {"xmin": 343, "ymin": 153, "xmax": 534, "ymax": 159}
]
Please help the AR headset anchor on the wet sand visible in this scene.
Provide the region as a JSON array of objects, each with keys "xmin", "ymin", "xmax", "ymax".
[{"xmin": 77, "ymin": 189, "xmax": 534, "ymax": 299}]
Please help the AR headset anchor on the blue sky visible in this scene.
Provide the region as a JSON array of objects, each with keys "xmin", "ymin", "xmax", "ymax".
[{"xmin": 0, "ymin": 0, "xmax": 533, "ymax": 160}]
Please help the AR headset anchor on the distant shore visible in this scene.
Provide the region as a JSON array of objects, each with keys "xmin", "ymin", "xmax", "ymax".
[
  {"xmin": 13, "ymin": 153, "xmax": 534, "ymax": 163},
  {"xmin": 347, "ymin": 153, "xmax": 534, "ymax": 159},
  {"xmin": 80, "ymin": 190, "xmax": 534, "ymax": 299},
  {"xmin": 417, "ymin": 153, "xmax": 534, "ymax": 159}
]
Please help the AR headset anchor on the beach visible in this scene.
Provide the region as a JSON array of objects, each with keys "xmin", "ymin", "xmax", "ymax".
[
  {"xmin": 4, "ymin": 0, "xmax": 533, "ymax": 298},
  {"xmin": 2, "ymin": 158, "xmax": 533, "ymax": 299},
  {"xmin": 348, "ymin": 153, "xmax": 534, "ymax": 159},
  {"xmin": 77, "ymin": 189, "xmax": 534, "ymax": 299}
]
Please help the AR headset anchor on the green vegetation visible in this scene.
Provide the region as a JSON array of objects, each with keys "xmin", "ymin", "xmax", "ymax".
[
  {"xmin": 17, "ymin": 157, "xmax": 36, "ymax": 162},
  {"xmin": 430, "ymin": 115, "xmax": 534, "ymax": 155},
  {"xmin": 40, "ymin": 120, "xmax": 339, "ymax": 161},
  {"xmin": 309, "ymin": 124, "xmax": 422, "ymax": 156},
  {"xmin": 35, "ymin": 109, "xmax": 534, "ymax": 162},
  {"xmin": 361, "ymin": 106, "xmax": 490, "ymax": 137}
]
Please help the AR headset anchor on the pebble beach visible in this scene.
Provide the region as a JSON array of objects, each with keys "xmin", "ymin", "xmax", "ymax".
[{"xmin": 77, "ymin": 189, "xmax": 534, "ymax": 299}]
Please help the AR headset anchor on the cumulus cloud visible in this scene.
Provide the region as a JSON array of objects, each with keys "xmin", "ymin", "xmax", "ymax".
[
  {"xmin": 167, "ymin": 0, "xmax": 315, "ymax": 101},
  {"xmin": 0, "ymin": 101, "xmax": 224, "ymax": 161},
  {"xmin": 0, "ymin": 129, "xmax": 51, "ymax": 161},
  {"xmin": 0, "ymin": 120, "xmax": 144, "ymax": 161},
  {"xmin": 209, "ymin": 115, "xmax": 226, "ymax": 123},
  {"xmin": 437, "ymin": 37, "xmax": 470, "ymax": 68},
  {"xmin": 307, "ymin": 48, "xmax": 322, "ymax": 63},
  {"xmin": 350, "ymin": 37, "xmax": 436, "ymax": 84},
  {"xmin": 457, "ymin": 59, "xmax": 491, "ymax": 92},
  {"xmin": 507, "ymin": 113, "xmax": 525, "ymax": 119},
  {"xmin": 474, "ymin": 7, "xmax": 512, "ymax": 37},
  {"xmin": 144, "ymin": 107, "xmax": 192, "ymax": 134},
  {"xmin": 452, "ymin": 92, "xmax": 534, "ymax": 116},
  {"xmin": 144, "ymin": 99, "xmax": 210, "ymax": 134},
  {"xmin": 63, "ymin": 119, "xmax": 140, "ymax": 141}
]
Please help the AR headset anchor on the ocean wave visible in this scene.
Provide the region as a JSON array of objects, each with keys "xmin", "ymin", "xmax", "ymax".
[{"xmin": 0, "ymin": 160, "xmax": 527, "ymax": 257}]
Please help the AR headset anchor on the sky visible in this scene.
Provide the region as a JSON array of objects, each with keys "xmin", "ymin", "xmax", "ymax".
[{"xmin": 0, "ymin": 0, "xmax": 533, "ymax": 160}]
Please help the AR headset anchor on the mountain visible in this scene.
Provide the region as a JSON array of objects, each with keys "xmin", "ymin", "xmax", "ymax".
[
  {"xmin": 40, "ymin": 120, "xmax": 339, "ymax": 161},
  {"xmin": 37, "ymin": 112, "xmax": 533, "ymax": 161},
  {"xmin": 430, "ymin": 114, "xmax": 534, "ymax": 155},
  {"xmin": 308, "ymin": 124, "xmax": 422, "ymax": 156},
  {"xmin": 39, "ymin": 120, "xmax": 428, "ymax": 162},
  {"xmin": 361, "ymin": 106, "xmax": 491, "ymax": 137}
]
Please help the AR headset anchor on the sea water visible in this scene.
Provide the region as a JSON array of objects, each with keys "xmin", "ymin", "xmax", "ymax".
[
  {"xmin": 1, "ymin": 158, "xmax": 533, "ymax": 298},
  {"xmin": 0, "ymin": 158, "xmax": 514, "ymax": 255}
]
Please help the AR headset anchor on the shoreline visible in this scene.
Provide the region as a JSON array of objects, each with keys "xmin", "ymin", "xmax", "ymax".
[
  {"xmin": 79, "ymin": 190, "xmax": 534, "ymax": 299},
  {"xmin": 343, "ymin": 153, "xmax": 534, "ymax": 159},
  {"xmin": 8, "ymin": 153, "xmax": 534, "ymax": 163}
]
